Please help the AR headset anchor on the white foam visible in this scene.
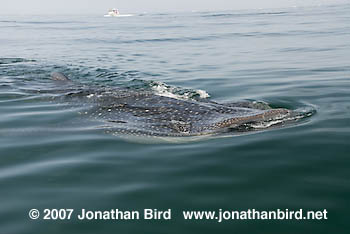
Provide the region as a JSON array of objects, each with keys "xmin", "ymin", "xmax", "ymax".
[
  {"xmin": 104, "ymin": 14, "xmax": 133, "ymax": 17},
  {"xmin": 152, "ymin": 83, "xmax": 181, "ymax": 99},
  {"xmin": 150, "ymin": 81, "xmax": 210, "ymax": 100},
  {"xmin": 196, "ymin": 89, "xmax": 210, "ymax": 98}
]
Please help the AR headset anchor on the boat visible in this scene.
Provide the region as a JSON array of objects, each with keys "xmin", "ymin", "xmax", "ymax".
[
  {"xmin": 104, "ymin": 8, "xmax": 120, "ymax": 17},
  {"xmin": 103, "ymin": 9, "xmax": 133, "ymax": 17}
]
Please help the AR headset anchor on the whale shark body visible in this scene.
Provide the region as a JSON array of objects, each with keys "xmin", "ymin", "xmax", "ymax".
[{"xmin": 50, "ymin": 72, "xmax": 311, "ymax": 138}]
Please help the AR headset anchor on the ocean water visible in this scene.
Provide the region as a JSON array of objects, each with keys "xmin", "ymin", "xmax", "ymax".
[{"xmin": 1, "ymin": 3, "xmax": 350, "ymax": 233}]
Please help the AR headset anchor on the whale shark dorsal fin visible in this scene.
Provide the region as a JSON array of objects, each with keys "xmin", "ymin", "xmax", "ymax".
[{"xmin": 51, "ymin": 72, "xmax": 71, "ymax": 81}]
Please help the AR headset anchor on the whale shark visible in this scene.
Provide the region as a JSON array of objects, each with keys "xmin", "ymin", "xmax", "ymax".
[{"xmin": 50, "ymin": 72, "xmax": 311, "ymax": 138}]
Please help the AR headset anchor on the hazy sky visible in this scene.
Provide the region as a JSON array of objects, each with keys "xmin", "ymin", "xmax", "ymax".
[{"xmin": 1, "ymin": 0, "xmax": 347, "ymax": 14}]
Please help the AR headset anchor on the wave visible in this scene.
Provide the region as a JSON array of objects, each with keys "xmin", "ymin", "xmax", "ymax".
[
  {"xmin": 136, "ymin": 79, "xmax": 210, "ymax": 100},
  {"xmin": 0, "ymin": 58, "xmax": 36, "ymax": 65},
  {"xmin": 0, "ymin": 61, "xmax": 209, "ymax": 101},
  {"xmin": 201, "ymin": 11, "xmax": 289, "ymax": 18},
  {"xmin": 103, "ymin": 14, "xmax": 133, "ymax": 18}
]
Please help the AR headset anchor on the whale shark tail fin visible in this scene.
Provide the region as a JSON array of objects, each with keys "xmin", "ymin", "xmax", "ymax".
[{"xmin": 51, "ymin": 72, "xmax": 71, "ymax": 81}]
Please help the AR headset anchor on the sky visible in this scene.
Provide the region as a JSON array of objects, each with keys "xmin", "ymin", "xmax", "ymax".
[{"xmin": 0, "ymin": 0, "xmax": 347, "ymax": 14}]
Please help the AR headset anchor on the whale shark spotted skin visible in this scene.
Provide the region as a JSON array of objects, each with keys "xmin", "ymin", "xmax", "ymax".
[{"xmin": 51, "ymin": 72, "xmax": 307, "ymax": 138}]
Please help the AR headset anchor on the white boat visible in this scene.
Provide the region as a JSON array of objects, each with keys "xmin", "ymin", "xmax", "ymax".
[
  {"xmin": 104, "ymin": 8, "xmax": 120, "ymax": 17},
  {"xmin": 104, "ymin": 8, "xmax": 133, "ymax": 17}
]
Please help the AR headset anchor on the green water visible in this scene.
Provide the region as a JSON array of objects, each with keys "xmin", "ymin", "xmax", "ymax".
[{"xmin": 1, "ymin": 3, "xmax": 350, "ymax": 233}]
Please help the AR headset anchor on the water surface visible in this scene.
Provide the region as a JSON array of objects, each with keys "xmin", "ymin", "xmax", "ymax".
[{"xmin": 0, "ymin": 4, "xmax": 350, "ymax": 233}]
